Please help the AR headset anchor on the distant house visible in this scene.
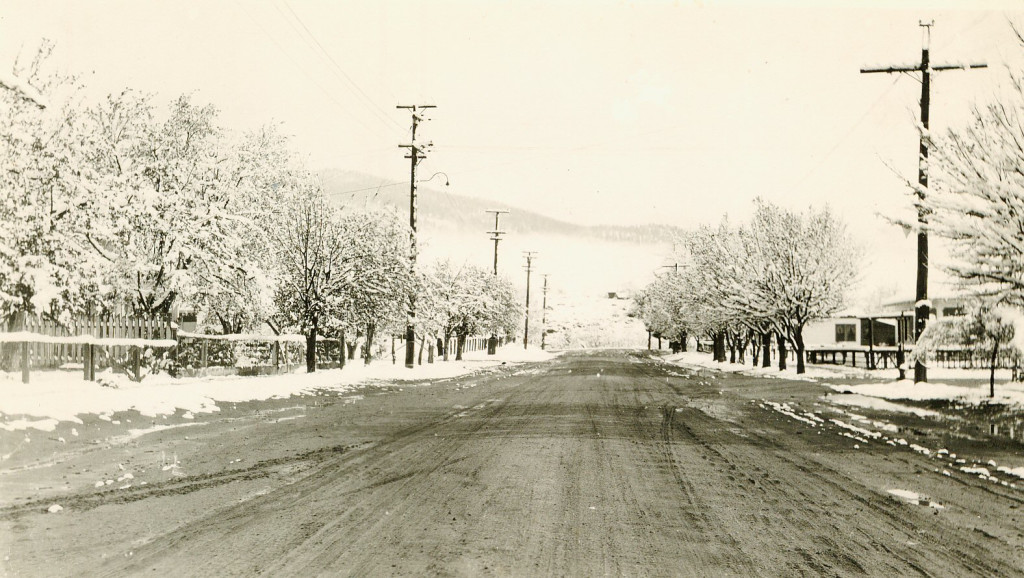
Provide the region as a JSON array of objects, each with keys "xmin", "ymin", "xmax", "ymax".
[
  {"xmin": 804, "ymin": 295, "xmax": 970, "ymax": 349},
  {"xmin": 804, "ymin": 316, "xmax": 899, "ymax": 348}
]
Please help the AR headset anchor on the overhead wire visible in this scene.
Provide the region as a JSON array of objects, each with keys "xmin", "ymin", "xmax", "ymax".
[
  {"xmin": 791, "ymin": 74, "xmax": 903, "ymax": 189},
  {"xmin": 230, "ymin": 0, "xmax": 388, "ymax": 140},
  {"xmin": 275, "ymin": 0, "xmax": 407, "ymax": 136}
]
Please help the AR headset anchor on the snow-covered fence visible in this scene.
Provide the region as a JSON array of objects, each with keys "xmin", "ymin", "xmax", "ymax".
[
  {"xmin": 174, "ymin": 332, "xmax": 348, "ymax": 375},
  {"xmin": 0, "ymin": 313, "xmax": 175, "ymax": 383}
]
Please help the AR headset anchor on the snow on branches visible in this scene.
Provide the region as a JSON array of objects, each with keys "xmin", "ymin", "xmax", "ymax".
[
  {"xmin": 929, "ymin": 63, "xmax": 1024, "ymax": 318},
  {"xmin": 634, "ymin": 199, "xmax": 860, "ymax": 373}
]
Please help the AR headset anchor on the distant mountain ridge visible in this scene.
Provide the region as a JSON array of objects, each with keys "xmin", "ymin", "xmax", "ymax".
[{"xmin": 319, "ymin": 169, "xmax": 683, "ymax": 245}]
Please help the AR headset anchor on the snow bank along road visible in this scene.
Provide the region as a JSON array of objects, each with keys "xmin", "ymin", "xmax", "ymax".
[{"xmin": 2, "ymin": 350, "xmax": 1022, "ymax": 576}]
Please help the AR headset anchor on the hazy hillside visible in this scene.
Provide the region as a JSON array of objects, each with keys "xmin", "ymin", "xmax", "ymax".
[{"xmin": 319, "ymin": 169, "xmax": 684, "ymax": 245}]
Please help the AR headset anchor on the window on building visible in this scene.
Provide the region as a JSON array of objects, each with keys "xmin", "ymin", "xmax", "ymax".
[
  {"xmin": 942, "ymin": 306, "xmax": 965, "ymax": 317},
  {"xmin": 835, "ymin": 323, "xmax": 856, "ymax": 343}
]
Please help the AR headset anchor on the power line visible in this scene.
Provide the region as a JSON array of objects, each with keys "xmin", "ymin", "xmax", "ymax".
[
  {"xmin": 541, "ymin": 274, "xmax": 549, "ymax": 351},
  {"xmin": 861, "ymin": 21, "xmax": 987, "ymax": 384},
  {"xmin": 522, "ymin": 251, "xmax": 537, "ymax": 350},
  {"xmin": 486, "ymin": 210, "xmax": 510, "ymax": 275},
  {"xmin": 230, "ymin": 0, "xmax": 386, "ymax": 140},
  {"xmin": 276, "ymin": 1, "xmax": 407, "ymax": 135},
  {"xmin": 398, "ymin": 104, "xmax": 435, "ymax": 369}
]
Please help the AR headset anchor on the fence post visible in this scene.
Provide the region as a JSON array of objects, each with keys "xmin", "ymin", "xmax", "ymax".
[
  {"xmin": 19, "ymin": 312, "xmax": 30, "ymax": 384},
  {"xmin": 89, "ymin": 316, "xmax": 97, "ymax": 381},
  {"xmin": 201, "ymin": 339, "xmax": 209, "ymax": 369},
  {"xmin": 131, "ymin": 316, "xmax": 141, "ymax": 380}
]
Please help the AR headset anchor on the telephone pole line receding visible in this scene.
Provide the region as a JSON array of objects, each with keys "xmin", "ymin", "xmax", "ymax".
[
  {"xmin": 523, "ymin": 252, "xmax": 537, "ymax": 350},
  {"xmin": 486, "ymin": 210, "xmax": 510, "ymax": 275},
  {"xmin": 541, "ymin": 274, "xmax": 549, "ymax": 351},
  {"xmin": 398, "ymin": 104, "xmax": 435, "ymax": 369},
  {"xmin": 861, "ymin": 21, "xmax": 986, "ymax": 384}
]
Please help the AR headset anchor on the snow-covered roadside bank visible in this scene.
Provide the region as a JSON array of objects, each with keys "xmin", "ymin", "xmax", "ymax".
[
  {"xmin": 665, "ymin": 351, "xmax": 1024, "ymax": 407},
  {"xmin": 666, "ymin": 350, "xmax": 1024, "ymax": 485},
  {"xmin": 825, "ymin": 380, "xmax": 1024, "ymax": 407},
  {"xmin": 0, "ymin": 345, "xmax": 557, "ymax": 432},
  {"xmin": 663, "ymin": 351, "xmax": 877, "ymax": 381}
]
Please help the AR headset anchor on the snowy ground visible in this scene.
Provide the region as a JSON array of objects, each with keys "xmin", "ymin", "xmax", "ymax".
[
  {"xmin": 542, "ymin": 293, "xmax": 647, "ymax": 349},
  {"xmin": 666, "ymin": 349, "xmax": 1024, "ymax": 483},
  {"xmin": 0, "ymin": 345, "xmax": 557, "ymax": 433},
  {"xmin": 665, "ymin": 351, "xmax": 1024, "ymax": 405}
]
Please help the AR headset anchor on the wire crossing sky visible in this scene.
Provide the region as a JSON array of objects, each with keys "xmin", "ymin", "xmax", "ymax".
[{"xmin": 2, "ymin": 0, "xmax": 1023, "ymax": 299}]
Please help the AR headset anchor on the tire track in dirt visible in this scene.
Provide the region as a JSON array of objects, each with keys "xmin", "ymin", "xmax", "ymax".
[
  {"xmin": 638, "ymin": 355, "xmax": 1022, "ymax": 577},
  {"xmin": 12, "ymin": 351, "xmax": 1022, "ymax": 576},
  {"xmin": 97, "ymin": 368, "xmax": 548, "ymax": 576},
  {"xmin": 0, "ymin": 443, "xmax": 366, "ymax": 521}
]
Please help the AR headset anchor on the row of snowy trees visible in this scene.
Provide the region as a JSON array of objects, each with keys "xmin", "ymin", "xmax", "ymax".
[
  {"xmin": 632, "ymin": 199, "xmax": 860, "ymax": 374},
  {"xmin": 1, "ymin": 45, "xmax": 522, "ymax": 372}
]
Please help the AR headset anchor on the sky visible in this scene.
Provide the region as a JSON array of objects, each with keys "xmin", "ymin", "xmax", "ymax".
[{"xmin": 3, "ymin": 0, "xmax": 1023, "ymax": 301}]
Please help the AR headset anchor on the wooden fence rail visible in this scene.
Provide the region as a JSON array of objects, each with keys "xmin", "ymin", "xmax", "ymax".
[
  {"xmin": 1, "ymin": 312, "xmax": 176, "ymax": 383},
  {"xmin": 2, "ymin": 313, "xmax": 504, "ymax": 384}
]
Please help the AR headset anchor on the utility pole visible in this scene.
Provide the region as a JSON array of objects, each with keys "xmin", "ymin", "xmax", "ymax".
[
  {"xmin": 398, "ymin": 104, "xmax": 435, "ymax": 369},
  {"xmin": 541, "ymin": 274, "xmax": 549, "ymax": 350},
  {"xmin": 861, "ymin": 22, "xmax": 986, "ymax": 384},
  {"xmin": 523, "ymin": 251, "xmax": 537, "ymax": 350},
  {"xmin": 486, "ymin": 210, "xmax": 510, "ymax": 275}
]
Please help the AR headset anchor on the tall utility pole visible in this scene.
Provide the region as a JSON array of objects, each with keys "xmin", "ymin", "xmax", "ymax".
[
  {"xmin": 486, "ymin": 210, "xmax": 510, "ymax": 275},
  {"xmin": 398, "ymin": 104, "xmax": 435, "ymax": 369},
  {"xmin": 523, "ymin": 251, "xmax": 537, "ymax": 350},
  {"xmin": 540, "ymin": 275, "xmax": 549, "ymax": 351},
  {"xmin": 861, "ymin": 22, "xmax": 986, "ymax": 384}
]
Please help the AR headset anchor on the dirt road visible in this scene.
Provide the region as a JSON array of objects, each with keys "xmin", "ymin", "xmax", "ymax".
[{"xmin": 2, "ymin": 350, "xmax": 1022, "ymax": 576}]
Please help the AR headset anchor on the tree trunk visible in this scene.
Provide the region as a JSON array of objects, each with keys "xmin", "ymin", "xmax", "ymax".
[
  {"xmin": 681, "ymin": 331, "xmax": 688, "ymax": 352},
  {"xmin": 990, "ymin": 339, "xmax": 999, "ymax": 398},
  {"xmin": 777, "ymin": 333, "xmax": 787, "ymax": 371},
  {"xmin": 456, "ymin": 332, "xmax": 467, "ymax": 361},
  {"xmin": 713, "ymin": 332, "xmax": 725, "ymax": 362},
  {"xmin": 305, "ymin": 321, "xmax": 317, "ymax": 373},
  {"xmin": 364, "ymin": 323, "xmax": 375, "ymax": 365},
  {"xmin": 762, "ymin": 331, "xmax": 772, "ymax": 368},
  {"xmin": 727, "ymin": 331, "xmax": 736, "ymax": 364},
  {"xmin": 443, "ymin": 330, "xmax": 452, "ymax": 361},
  {"xmin": 339, "ymin": 331, "xmax": 346, "ymax": 369},
  {"xmin": 794, "ymin": 328, "xmax": 806, "ymax": 375},
  {"xmin": 418, "ymin": 334, "xmax": 426, "ymax": 365}
]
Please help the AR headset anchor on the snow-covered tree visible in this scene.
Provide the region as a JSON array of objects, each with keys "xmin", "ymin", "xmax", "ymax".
[
  {"xmin": 911, "ymin": 303, "xmax": 1019, "ymax": 396},
  {"xmin": 424, "ymin": 262, "xmax": 520, "ymax": 361},
  {"xmin": 332, "ymin": 207, "xmax": 413, "ymax": 365},
  {"xmin": 269, "ymin": 185, "xmax": 346, "ymax": 372},
  {"xmin": 639, "ymin": 200, "xmax": 859, "ymax": 373},
  {"xmin": 0, "ymin": 43, "xmax": 97, "ymax": 327},
  {"xmin": 71, "ymin": 93, "xmax": 244, "ymax": 319},
  {"xmin": 928, "ymin": 54, "xmax": 1024, "ymax": 358},
  {"xmin": 190, "ymin": 124, "xmax": 300, "ymax": 334},
  {"xmin": 742, "ymin": 200, "xmax": 860, "ymax": 373}
]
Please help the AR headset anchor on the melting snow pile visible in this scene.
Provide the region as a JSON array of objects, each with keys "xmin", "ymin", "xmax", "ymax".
[
  {"xmin": 0, "ymin": 351, "xmax": 541, "ymax": 430},
  {"xmin": 887, "ymin": 489, "xmax": 944, "ymax": 509},
  {"xmin": 826, "ymin": 381, "xmax": 1024, "ymax": 407}
]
